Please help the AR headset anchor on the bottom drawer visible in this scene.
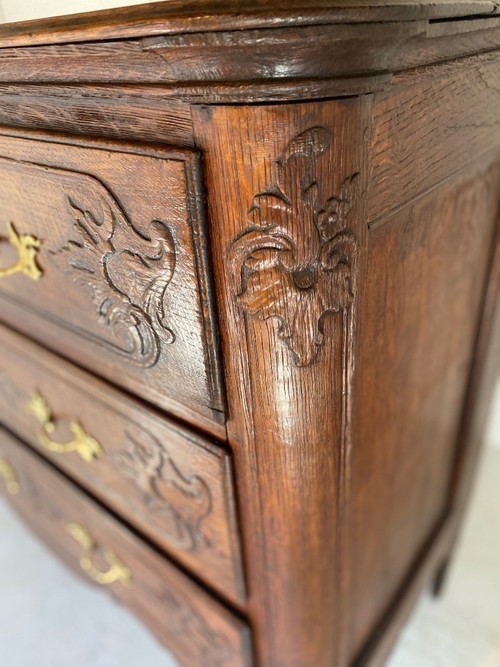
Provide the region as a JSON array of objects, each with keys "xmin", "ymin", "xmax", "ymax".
[{"xmin": 0, "ymin": 427, "xmax": 251, "ymax": 667}]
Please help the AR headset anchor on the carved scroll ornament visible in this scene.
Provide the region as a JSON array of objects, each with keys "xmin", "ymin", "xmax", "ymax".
[
  {"xmin": 113, "ymin": 427, "xmax": 212, "ymax": 553},
  {"xmin": 0, "ymin": 157, "xmax": 177, "ymax": 367},
  {"xmin": 230, "ymin": 126, "xmax": 360, "ymax": 367},
  {"xmin": 49, "ymin": 172, "xmax": 176, "ymax": 367}
]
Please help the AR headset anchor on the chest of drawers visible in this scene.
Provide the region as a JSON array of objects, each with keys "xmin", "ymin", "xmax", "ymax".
[{"xmin": 0, "ymin": 2, "xmax": 499, "ymax": 666}]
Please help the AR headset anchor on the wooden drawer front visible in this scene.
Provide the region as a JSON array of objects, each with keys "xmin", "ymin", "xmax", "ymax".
[
  {"xmin": 0, "ymin": 324, "xmax": 244, "ymax": 604},
  {"xmin": 0, "ymin": 427, "xmax": 250, "ymax": 667},
  {"xmin": 0, "ymin": 129, "xmax": 224, "ymax": 436}
]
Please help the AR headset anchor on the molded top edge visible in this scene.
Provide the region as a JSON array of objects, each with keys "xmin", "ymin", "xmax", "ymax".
[{"xmin": 0, "ymin": 0, "xmax": 498, "ymax": 48}]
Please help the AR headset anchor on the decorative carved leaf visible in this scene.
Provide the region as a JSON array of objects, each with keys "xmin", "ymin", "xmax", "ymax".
[
  {"xmin": 105, "ymin": 216, "xmax": 176, "ymax": 340},
  {"xmin": 279, "ymin": 126, "xmax": 331, "ymax": 166},
  {"xmin": 113, "ymin": 427, "xmax": 212, "ymax": 553},
  {"xmin": 50, "ymin": 178, "xmax": 176, "ymax": 366},
  {"xmin": 230, "ymin": 126, "xmax": 360, "ymax": 366}
]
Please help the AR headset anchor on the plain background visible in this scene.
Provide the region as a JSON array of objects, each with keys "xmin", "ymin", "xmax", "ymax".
[{"xmin": 0, "ymin": 0, "xmax": 153, "ymax": 22}]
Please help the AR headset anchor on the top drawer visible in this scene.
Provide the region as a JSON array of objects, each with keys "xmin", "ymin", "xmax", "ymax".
[{"xmin": 0, "ymin": 129, "xmax": 224, "ymax": 435}]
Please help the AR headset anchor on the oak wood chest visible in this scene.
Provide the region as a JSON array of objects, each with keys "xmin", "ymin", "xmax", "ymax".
[{"xmin": 0, "ymin": 1, "xmax": 499, "ymax": 665}]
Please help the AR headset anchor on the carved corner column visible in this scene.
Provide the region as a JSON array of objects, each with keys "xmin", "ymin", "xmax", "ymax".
[{"xmin": 193, "ymin": 98, "xmax": 371, "ymax": 667}]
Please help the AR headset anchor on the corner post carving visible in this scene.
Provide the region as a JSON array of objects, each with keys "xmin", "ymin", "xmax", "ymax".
[
  {"xmin": 230, "ymin": 126, "xmax": 360, "ymax": 367},
  {"xmin": 193, "ymin": 98, "xmax": 370, "ymax": 667}
]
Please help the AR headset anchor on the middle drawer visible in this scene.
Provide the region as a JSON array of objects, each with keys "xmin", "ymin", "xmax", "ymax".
[{"xmin": 0, "ymin": 323, "xmax": 245, "ymax": 605}]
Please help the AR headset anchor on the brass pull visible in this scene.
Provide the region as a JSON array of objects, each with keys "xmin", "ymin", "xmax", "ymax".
[
  {"xmin": 0, "ymin": 458, "xmax": 20, "ymax": 495},
  {"xmin": 66, "ymin": 522, "xmax": 132, "ymax": 587},
  {"xmin": 0, "ymin": 221, "xmax": 43, "ymax": 280},
  {"xmin": 27, "ymin": 391, "xmax": 103, "ymax": 463}
]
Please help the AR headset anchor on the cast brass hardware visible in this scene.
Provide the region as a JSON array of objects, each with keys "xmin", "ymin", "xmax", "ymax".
[
  {"xmin": 66, "ymin": 522, "xmax": 132, "ymax": 586},
  {"xmin": 0, "ymin": 222, "xmax": 43, "ymax": 280},
  {"xmin": 28, "ymin": 391, "xmax": 103, "ymax": 463}
]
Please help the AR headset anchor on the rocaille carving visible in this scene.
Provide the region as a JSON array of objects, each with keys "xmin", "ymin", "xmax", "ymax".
[
  {"xmin": 113, "ymin": 427, "xmax": 212, "ymax": 553},
  {"xmin": 47, "ymin": 171, "xmax": 176, "ymax": 367},
  {"xmin": 0, "ymin": 362, "xmax": 212, "ymax": 554},
  {"xmin": 230, "ymin": 126, "xmax": 360, "ymax": 366}
]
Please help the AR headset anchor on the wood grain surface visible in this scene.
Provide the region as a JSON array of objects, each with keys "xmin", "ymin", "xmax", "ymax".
[
  {"xmin": 0, "ymin": 87, "xmax": 195, "ymax": 147},
  {"xmin": 0, "ymin": 426, "xmax": 251, "ymax": 667},
  {"xmin": 0, "ymin": 324, "xmax": 244, "ymax": 606},
  {"xmin": 0, "ymin": 129, "xmax": 224, "ymax": 436},
  {"xmin": 0, "ymin": 0, "xmax": 498, "ymax": 48},
  {"xmin": 368, "ymin": 52, "xmax": 500, "ymax": 225},
  {"xmin": 348, "ymin": 163, "xmax": 500, "ymax": 661},
  {"xmin": 194, "ymin": 98, "xmax": 371, "ymax": 667},
  {"xmin": 0, "ymin": 3, "xmax": 499, "ymax": 667},
  {"xmin": 1, "ymin": 11, "xmax": 500, "ymax": 104}
]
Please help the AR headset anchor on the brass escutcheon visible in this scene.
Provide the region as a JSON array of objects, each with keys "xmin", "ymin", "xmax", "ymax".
[
  {"xmin": 0, "ymin": 222, "xmax": 43, "ymax": 280},
  {"xmin": 27, "ymin": 391, "xmax": 103, "ymax": 463},
  {"xmin": 0, "ymin": 458, "xmax": 20, "ymax": 495},
  {"xmin": 66, "ymin": 522, "xmax": 132, "ymax": 586}
]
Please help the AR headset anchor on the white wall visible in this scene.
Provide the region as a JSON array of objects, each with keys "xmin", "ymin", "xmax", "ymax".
[
  {"xmin": 0, "ymin": 0, "xmax": 152, "ymax": 23},
  {"xmin": 486, "ymin": 380, "xmax": 500, "ymax": 449}
]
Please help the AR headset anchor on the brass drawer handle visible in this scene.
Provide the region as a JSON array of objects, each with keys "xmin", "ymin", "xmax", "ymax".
[
  {"xmin": 0, "ymin": 222, "xmax": 43, "ymax": 280},
  {"xmin": 66, "ymin": 522, "xmax": 132, "ymax": 587},
  {"xmin": 0, "ymin": 458, "xmax": 20, "ymax": 495},
  {"xmin": 28, "ymin": 391, "xmax": 103, "ymax": 463}
]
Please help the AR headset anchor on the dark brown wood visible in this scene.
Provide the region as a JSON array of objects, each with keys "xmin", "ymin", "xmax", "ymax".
[
  {"xmin": 348, "ymin": 162, "xmax": 500, "ymax": 660},
  {"xmin": 0, "ymin": 128, "xmax": 224, "ymax": 437},
  {"xmin": 193, "ymin": 100, "xmax": 371, "ymax": 667},
  {"xmin": 0, "ymin": 4, "xmax": 499, "ymax": 667},
  {"xmin": 0, "ymin": 426, "xmax": 251, "ymax": 667},
  {"xmin": 368, "ymin": 52, "xmax": 500, "ymax": 225},
  {"xmin": 0, "ymin": 0, "xmax": 498, "ymax": 49},
  {"xmin": 2, "ymin": 10, "xmax": 500, "ymax": 104},
  {"xmin": 0, "ymin": 22, "xmax": 423, "ymax": 86},
  {"xmin": 0, "ymin": 323, "xmax": 244, "ymax": 605},
  {"xmin": 0, "ymin": 86, "xmax": 195, "ymax": 147},
  {"xmin": 448, "ymin": 216, "xmax": 500, "ymax": 519}
]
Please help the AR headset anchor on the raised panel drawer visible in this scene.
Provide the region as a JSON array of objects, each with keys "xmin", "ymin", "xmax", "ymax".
[
  {"xmin": 0, "ymin": 426, "xmax": 251, "ymax": 667},
  {"xmin": 0, "ymin": 324, "xmax": 244, "ymax": 604},
  {"xmin": 0, "ymin": 129, "xmax": 224, "ymax": 436}
]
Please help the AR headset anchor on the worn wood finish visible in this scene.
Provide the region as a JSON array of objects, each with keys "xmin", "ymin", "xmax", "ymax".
[
  {"xmin": 0, "ymin": 324, "xmax": 244, "ymax": 605},
  {"xmin": 2, "ymin": 12, "xmax": 500, "ymax": 104},
  {"xmin": 368, "ymin": 52, "xmax": 500, "ymax": 225},
  {"xmin": 353, "ymin": 211, "xmax": 500, "ymax": 667},
  {"xmin": 0, "ymin": 128, "xmax": 224, "ymax": 436},
  {"xmin": 452, "ymin": 223, "xmax": 500, "ymax": 513},
  {"xmin": 0, "ymin": 0, "xmax": 498, "ymax": 49},
  {"xmin": 193, "ymin": 99, "xmax": 370, "ymax": 667},
  {"xmin": 0, "ymin": 22, "xmax": 423, "ymax": 86},
  {"xmin": 0, "ymin": 87, "xmax": 195, "ymax": 147},
  {"xmin": 348, "ymin": 163, "xmax": 500, "ymax": 660},
  {"xmin": 1, "ymin": 3, "xmax": 500, "ymax": 667},
  {"xmin": 0, "ymin": 426, "xmax": 250, "ymax": 667},
  {"xmin": 442, "ymin": 209, "xmax": 500, "ymax": 574}
]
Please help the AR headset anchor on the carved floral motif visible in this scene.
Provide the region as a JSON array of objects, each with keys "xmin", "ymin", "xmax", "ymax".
[
  {"xmin": 230, "ymin": 126, "xmax": 360, "ymax": 366},
  {"xmin": 113, "ymin": 427, "xmax": 212, "ymax": 553},
  {"xmin": 49, "ymin": 173, "xmax": 176, "ymax": 367}
]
